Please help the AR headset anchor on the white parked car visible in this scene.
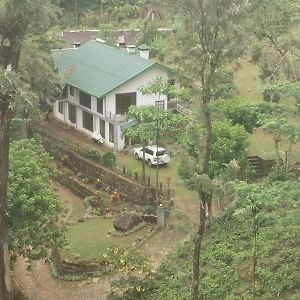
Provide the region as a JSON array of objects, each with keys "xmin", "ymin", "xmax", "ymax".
[{"xmin": 134, "ymin": 145, "xmax": 170, "ymax": 166}]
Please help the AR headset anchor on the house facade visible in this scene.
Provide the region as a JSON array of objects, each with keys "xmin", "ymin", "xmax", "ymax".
[{"xmin": 52, "ymin": 40, "xmax": 176, "ymax": 150}]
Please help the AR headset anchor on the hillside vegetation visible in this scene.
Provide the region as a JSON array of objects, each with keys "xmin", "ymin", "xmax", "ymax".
[{"xmin": 109, "ymin": 179, "xmax": 300, "ymax": 299}]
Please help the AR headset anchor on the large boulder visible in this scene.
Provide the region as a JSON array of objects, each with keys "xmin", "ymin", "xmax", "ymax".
[{"xmin": 113, "ymin": 212, "xmax": 142, "ymax": 232}]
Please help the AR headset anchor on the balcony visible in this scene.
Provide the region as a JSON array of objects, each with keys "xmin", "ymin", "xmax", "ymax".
[
  {"xmin": 167, "ymin": 99, "xmax": 191, "ymax": 115},
  {"xmin": 104, "ymin": 111, "xmax": 127, "ymax": 123}
]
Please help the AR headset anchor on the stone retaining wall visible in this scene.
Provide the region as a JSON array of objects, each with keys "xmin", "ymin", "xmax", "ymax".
[{"xmin": 41, "ymin": 135, "xmax": 156, "ymax": 205}]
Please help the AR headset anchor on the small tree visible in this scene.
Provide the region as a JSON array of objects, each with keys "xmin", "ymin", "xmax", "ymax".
[
  {"xmin": 170, "ymin": 1, "xmax": 248, "ymax": 297},
  {"xmin": 214, "ymin": 99, "xmax": 262, "ymax": 133},
  {"xmin": 124, "ymin": 105, "xmax": 186, "ymax": 181},
  {"xmin": 8, "ymin": 139, "xmax": 66, "ymax": 260},
  {"xmin": 0, "ymin": 1, "xmax": 59, "ymax": 298},
  {"xmin": 123, "ymin": 76, "xmax": 187, "ymax": 181}
]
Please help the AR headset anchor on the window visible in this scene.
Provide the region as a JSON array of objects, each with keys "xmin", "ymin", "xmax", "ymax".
[
  {"xmin": 69, "ymin": 103, "xmax": 76, "ymax": 124},
  {"xmin": 109, "ymin": 123, "xmax": 114, "ymax": 142},
  {"xmin": 58, "ymin": 101, "xmax": 64, "ymax": 114},
  {"xmin": 79, "ymin": 91, "xmax": 91, "ymax": 109},
  {"xmin": 145, "ymin": 148, "xmax": 153, "ymax": 155},
  {"xmin": 82, "ymin": 111, "xmax": 93, "ymax": 132},
  {"xmin": 100, "ymin": 119, "xmax": 105, "ymax": 138},
  {"xmin": 69, "ymin": 85, "xmax": 74, "ymax": 96},
  {"xmin": 97, "ymin": 98, "xmax": 103, "ymax": 114},
  {"xmin": 116, "ymin": 92, "xmax": 136, "ymax": 115}
]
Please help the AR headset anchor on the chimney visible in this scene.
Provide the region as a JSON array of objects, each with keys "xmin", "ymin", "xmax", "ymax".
[
  {"xmin": 73, "ymin": 42, "xmax": 81, "ymax": 48},
  {"xmin": 117, "ymin": 36, "xmax": 126, "ymax": 48},
  {"xmin": 126, "ymin": 45, "xmax": 136, "ymax": 54},
  {"xmin": 138, "ymin": 44, "xmax": 150, "ymax": 59}
]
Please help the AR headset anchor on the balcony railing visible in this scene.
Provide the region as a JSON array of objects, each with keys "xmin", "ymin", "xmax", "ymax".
[
  {"xmin": 167, "ymin": 100, "xmax": 191, "ymax": 115},
  {"xmin": 104, "ymin": 111, "xmax": 127, "ymax": 123}
]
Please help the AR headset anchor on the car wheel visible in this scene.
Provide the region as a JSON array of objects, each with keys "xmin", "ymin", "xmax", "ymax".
[
  {"xmin": 162, "ymin": 154, "xmax": 170, "ymax": 164},
  {"xmin": 148, "ymin": 159, "xmax": 152, "ymax": 167},
  {"xmin": 135, "ymin": 153, "xmax": 139, "ymax": 160}
]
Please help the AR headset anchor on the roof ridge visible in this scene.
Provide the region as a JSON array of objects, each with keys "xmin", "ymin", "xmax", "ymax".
[{"xmin": 86, "ymin": 40, "xmax": 154, "ymax": 64}]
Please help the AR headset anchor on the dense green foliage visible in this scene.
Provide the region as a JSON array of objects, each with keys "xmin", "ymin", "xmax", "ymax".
[
  {"xmin": 214, "ymin": 99, "xmax": 261, "ymax": 133},
  {"xmin": 179, "ymin": 120, "xmax": 248, "ymax": 182},
  {"xmin": 8, "ymin": 139, "xmax": 65, "ymax": 260},
  {"xmin": 210, "ymin": 120, "xmax": 248, "ymax": 175},
  {"xmin": 110, "ymin": 179, "xmax": 300, "ymax": 299},
  {"xmin": 211, "ymin": 67, "xmax": 238, "ymax": 100},
  {"xmin": 57, "ymin": 0, "xmax": 160, "ymax": 27}
]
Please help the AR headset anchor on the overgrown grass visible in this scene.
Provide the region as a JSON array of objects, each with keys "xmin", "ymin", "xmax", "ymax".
[{"xmin": 234, "ymin": 59, "xmax": 263, "ymax": 102}]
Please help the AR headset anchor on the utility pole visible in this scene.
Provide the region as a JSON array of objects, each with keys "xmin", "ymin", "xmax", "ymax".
[{"xmin": 155, "ymin": 100, "xmax": 164, "ymax": 227}]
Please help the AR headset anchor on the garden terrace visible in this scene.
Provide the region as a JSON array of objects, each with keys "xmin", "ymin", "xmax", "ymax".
[{"xmin": 40, "ymin": 132, "xmax": 156, "ymax": 205}]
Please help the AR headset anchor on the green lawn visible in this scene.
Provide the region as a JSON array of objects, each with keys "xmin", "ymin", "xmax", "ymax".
[
  {"xmin": 236, "ymin": 60, "xmax": 300, "ymax": 164},
  {"xmin": 116, "ymin": 151, "xmax": 198, "ymax": 207},
  {"xmin": 62, "ymin": 217, "xmax": 152, "ymax": 262},
  {"xmin": 234, "ymin": 59, "xmax": 263, "ymax": 102}
]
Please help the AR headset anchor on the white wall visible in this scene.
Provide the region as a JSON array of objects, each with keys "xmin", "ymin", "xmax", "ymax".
[
  {"xmin": 53, "ymin": 67, "xmax": 176, "ymax": 151},
  {"xmin": 105, "ymin": 66, "xmax": 172, "ymax": 114}
]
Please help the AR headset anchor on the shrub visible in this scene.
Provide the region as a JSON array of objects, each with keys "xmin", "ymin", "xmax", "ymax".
[
  {"xmin": 103, "ymin": 151, "xmax": 116, "ymax": 168},
  {"xmin": 86, "ymin": 147, "xmax": 102, "ymax": 162},
  {"xmin": 263, "ymin": 88, "xmax": 281, "ymax": 103},
  {"xmin": 267, "ymin": 165, "xmax": 291, "ymax": 182},
  {"xmin": 105, "ymin": 247, "xmax": 152, "ymax": 300},
  {"xmin": 144, "ymin": 205, "xmax": 156, "ymax": 215},
  {"xmin": 110, "ymin": 191, "xmax": 123, "ymax": 206}
]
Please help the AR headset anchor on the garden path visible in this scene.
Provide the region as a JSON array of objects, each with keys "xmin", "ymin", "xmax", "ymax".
[
  {"xmin": 13, "ymin": 185, "xmax": 112, "ymax": 300},
  {"xmin": 13, "ymin": 257, "xmax": 110, "ymax": 300},
  {"xmin": 13, "ymin": 184, "xmax": 189, "ymax": 299}
]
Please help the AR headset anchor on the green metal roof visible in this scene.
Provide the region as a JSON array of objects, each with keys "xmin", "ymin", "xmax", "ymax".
[
  {"xmin": 120, "ymin": 119, "xmax": 138, "ymax": 130},
  {"xmin": 52, "ymin": 40, "xmax": 172, "ymax": 98}
]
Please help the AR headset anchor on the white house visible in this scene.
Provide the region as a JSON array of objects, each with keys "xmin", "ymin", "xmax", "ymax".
[{"xmin": 52, "ymin": 40, "xmax": 177, "ymax": 151}]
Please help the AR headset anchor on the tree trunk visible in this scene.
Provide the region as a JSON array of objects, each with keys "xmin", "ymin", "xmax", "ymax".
[
  {"xmin": 253, "ymin": 228, "xmax": 258, "ymax": 300},
  {"xmin": 192, "ymin": 192, "xmax": 207, "ymax": 300},
  {"xmin": 0, "ymin": 100, "xmax": 13, "ymax": 300},
  {"xmin": 142, "ymin": 144, "xmax": 146, "ymax": 182},
  {"xmin": 191, "ymin": 97, "xmax": 213, "ymax": 300},
  {"xmin": 207, "ymin": 201, "xmax": 213, "ymax": 222},
  {"xmin": 274, "ymin": 136, "xmax": 282, "ymax": 165}
]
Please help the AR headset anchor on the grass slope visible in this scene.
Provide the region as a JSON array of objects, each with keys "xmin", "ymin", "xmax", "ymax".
[{"xmin": 144, "ymin": 181, "xmax": 300, "ymax": 300}]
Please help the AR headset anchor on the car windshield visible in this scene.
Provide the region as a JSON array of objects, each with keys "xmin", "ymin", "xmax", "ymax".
[{"xmin": 157, "ymin": 150, "xmax": 166, "ymax": 156}]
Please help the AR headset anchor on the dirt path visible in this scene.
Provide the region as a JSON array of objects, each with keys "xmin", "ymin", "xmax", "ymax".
[
  {"xmin": 13, "ymin": 258, "xmax": 110, "ymax": 300},
  {"xmin": 56, "ymin": 184, "xmax": 86, "ymax": 222},
  {"xmin": 13, "ymin": 185, "xmax": 111, "ymax": 300},
  {"xmin": 14, "ymin": 184, "xmax": 187, "ymax": 300}
]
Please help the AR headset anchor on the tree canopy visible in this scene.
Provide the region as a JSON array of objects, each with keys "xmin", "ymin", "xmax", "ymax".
[{"xmin": 8, "ymin": 139, "xmax": 65, "ymax": 260}]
